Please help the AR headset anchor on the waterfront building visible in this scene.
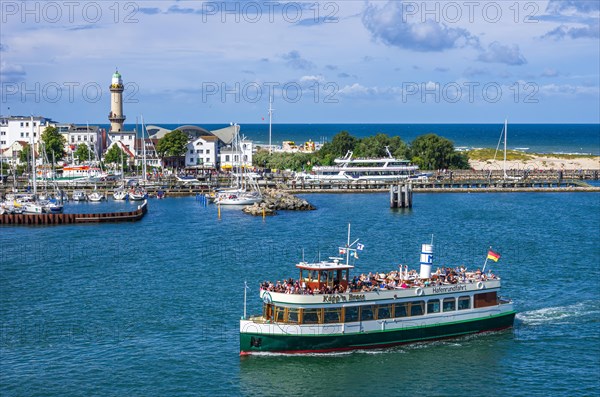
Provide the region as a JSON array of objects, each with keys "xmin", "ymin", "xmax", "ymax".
[
  {"xmin": 66, "ymin": 125, "xmax": 102, "ymax": 159},
  {"xmin": 1, "ymin": 140, "xmax": 30, "ymax": 165},
  {"xmin": 146, "ymin": 123, "xmax": 250, "ymax": 170},
  {"xmin": 185, "ymin": 135, "xmax": 218, "ymax": 168},
  {"xmin": 219, "ymin": 138, "xmax": 253, "ymax": 170},
  {"xmin": 135, "ymin": 137, "xmax": 161, "ymax": 169},
  {"xmin": 0, "ymin": 115, "xmax": 56, "ymax": 153}
]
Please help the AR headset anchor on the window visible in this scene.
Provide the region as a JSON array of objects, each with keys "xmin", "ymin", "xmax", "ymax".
[
  {"xmin": 21, "ymin": 133, "xmax": 24, "ymax": 137},
  {"xmin": 190, "ymin": 149, "xmax": 194, "ymax": 154},
  {"xmin": 458, "ymin": 296, "xmax": 471, "ymax": 310},
  {"xmin": 302, "ymin": 308, "xmax": 321, "ymax": 324},
  {"xmin": 225, "ymin": 155, "xmax": 230, "ymax": 162},
  {"xmin": 410, "ymin": 301, "xmax": 425, "ymax": 316},
  {"xmin": 190, "ymin": 158, "xmax": 194, "ymax": 163},
  {"xmin": 427, "ymin": 299, "xmax": 440, "ymax": 314},
  {"xmin": 324, "ymin": 308, "xmax": 342, "ymax": 324},
  {"xmin": 360, "ymin": 305, "xmax": 374, "ymax": 321},
  {"xmin": 71, "ymin": 137, "xmax": 75, "ymax": 143},
  {"xmin": 287, "ymin": 308, "xmax": 300, "ymax": 324},
  {"xmin": 443, "ymin": 298, "xmax": 456, "ymax": 312},
  {"xmin": 345, "ymin": 306, "xmax": 359, "ymax": 322},
  {"xmin": 274, "ymin": 306, "xmax": 285, "ymax": 323},
  {"xmin": 20, "ymin": 122, "xmax": 24, "ymax": 127},
  {"xmin": 78, "ymin": 136, "xmax": 81, "ymax": 141},
  {"xmin": 197, "ymin": 149, "xmax": 203, "ymax": 154},
  {"xmin": 206, "ymin": 149, "xmax": 210, "ymax": 154},
  {"xmin": 84, "ymin": 136, "xmax": 87, "ymax": 141},
  {"xmin": 377, "ymin": 305, "xmax": 391, "ymax": 320},
  {"xmin": 395, "ymin": 302, "xmax": 408, "ymax": 318},
  {"xmin": 33, "ymin": 122, "xmax": 36, "ymax": 126}
]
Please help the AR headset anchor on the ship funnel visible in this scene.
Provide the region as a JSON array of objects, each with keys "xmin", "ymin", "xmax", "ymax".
[{"xmin": 419, "ymin": 243, "xmax": 433, "ymax": 279}]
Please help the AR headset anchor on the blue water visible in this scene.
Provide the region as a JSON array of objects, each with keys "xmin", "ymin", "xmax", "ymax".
[
  {"xmin": 1, "ymin": 192, "xmax": 599, "ymax": 396},
  {"xmin": 110, "ymin": 123, "xmax": 600, "ymax": 155}
]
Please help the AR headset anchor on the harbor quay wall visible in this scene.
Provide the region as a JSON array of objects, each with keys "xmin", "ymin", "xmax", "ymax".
[{"xmin": 1, "ymin": 169, "xmax": 599, "ymax": 197}]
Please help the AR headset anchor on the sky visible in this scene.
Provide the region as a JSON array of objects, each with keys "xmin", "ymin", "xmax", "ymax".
[{"xmin": 1, "ymin": 0, "xmax": 599, "ymax": 124}]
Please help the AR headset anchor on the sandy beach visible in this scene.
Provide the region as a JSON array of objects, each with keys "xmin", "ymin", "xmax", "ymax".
[{"xmin": 469, "ymin": 155, "xmax": 600, "ymax": 171}]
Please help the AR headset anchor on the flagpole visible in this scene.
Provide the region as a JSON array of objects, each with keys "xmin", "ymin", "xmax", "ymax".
[
  {"xmin": 482, "ymin": 257, "xmax": 489, "ymax": 273},
  {"xmin": 346, "ymin": 223, "xmax": 351, "ymax": 265},
  {"xmin": 243, "ymin": 281, "xmax": 248, "ymax": 320}
]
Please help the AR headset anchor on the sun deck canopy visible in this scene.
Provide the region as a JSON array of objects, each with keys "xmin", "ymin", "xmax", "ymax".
[{"xmin": 295, "ymin": 260, "xmax": 355, "ymax": 271}]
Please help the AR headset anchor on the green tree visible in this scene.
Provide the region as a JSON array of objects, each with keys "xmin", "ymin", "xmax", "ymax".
[
  {"xmin": 19, "ymin": 143, "xmax": 31, "ymax": 165},
  {"xmin": 104, "ymin": 144, "xmax": 128, "ymax": 170},
  {"xmin": 156, "ymin": 130, "xmax": 189, "ymax": 159},
  {"xmin": 410, "ymin": 134, "xmax": 468, "ymax": 170},
  {"xmin": 253, "ymin": 150, "xmax": 320, "ymax": 171},
  {"xmin": 318, "ymin": 131, "xmax": 357, "ymax": 161},
  {"xmin": 73, "ymin": 144, "xmax": 91, "ymax": 163},
  {"xmin": 41, "ymin": 126, "xmax": 66, "ymax": 164},
  {"xmin": 354, "ymin": 133, "xmax": 410, "ymax": 158}
]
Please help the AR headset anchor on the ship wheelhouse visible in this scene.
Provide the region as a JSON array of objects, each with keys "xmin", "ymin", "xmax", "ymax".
[{"xmin": 296, "ymin": 260, "xmax": 353, "ymax": 292}]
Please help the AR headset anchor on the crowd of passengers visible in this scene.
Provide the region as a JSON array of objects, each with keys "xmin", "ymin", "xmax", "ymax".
[{"xmin": 260, "ymin": 266, "xmax": 497, "ymax": 295}]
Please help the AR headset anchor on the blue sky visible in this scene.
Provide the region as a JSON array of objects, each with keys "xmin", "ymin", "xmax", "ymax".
[{"xmin": 1, "ymin": 0, "xmax": 599, "ymax": 123}]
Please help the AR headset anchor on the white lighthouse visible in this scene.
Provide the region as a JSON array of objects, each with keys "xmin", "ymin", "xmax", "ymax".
[{"xmin": 108, "ymin": 70, "xmax": 126, "ymax": 132}]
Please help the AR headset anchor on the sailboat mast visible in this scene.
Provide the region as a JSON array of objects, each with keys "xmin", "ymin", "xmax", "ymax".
[
  {"xmin": 503, "ymin": 118, "xmax": 508, "ymax": 179},
  {"xmin": 141, "ymin": 115, "xmax": 147, "ymax": 182},
  {"xmin": 268, "ymin": 96, "xmax": 273, "ymax": 155},
  {"xmin": 31, "ymin": 115, "xmax": 37, "ymax": 195}
]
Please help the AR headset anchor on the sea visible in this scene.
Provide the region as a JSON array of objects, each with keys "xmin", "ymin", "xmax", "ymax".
[
  {"xmin": 112, "ymin": 123, "xmax": 600, "ymax": 155},
  {"xmin": 1, "ymin": 191, "xmax": 599, "ymax": 396}
]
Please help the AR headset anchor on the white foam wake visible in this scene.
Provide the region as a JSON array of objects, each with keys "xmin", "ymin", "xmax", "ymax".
[{"xmin": 516, "ymin": 301, "xmax": 600, "ymax": 326}]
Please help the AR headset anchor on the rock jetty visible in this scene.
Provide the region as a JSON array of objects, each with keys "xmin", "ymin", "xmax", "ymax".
[{"xmin": 242, "ymin": 188, "xmax": 316, "ymax": 216}]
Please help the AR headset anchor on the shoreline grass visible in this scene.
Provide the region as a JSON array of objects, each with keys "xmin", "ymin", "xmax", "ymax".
[{"xmin": 467, "ymin": 148, "xmax": 599, "ymax": 161}]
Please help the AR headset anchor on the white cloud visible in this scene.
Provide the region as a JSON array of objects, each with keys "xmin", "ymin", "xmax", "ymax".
[
  {"xmin": 477, "ymin": 42, "xmax": 527, "ymax": 66},
  {"xmin": 281, "ymin": 50, "xmax": 315, "ymax": 70},
  {"xmin": 0, "ymin": 62, "xmax": 26, "ymax": 82},
  {"xmin": 362, "ymin": 1, "xmax": 479, "ymax": 52},
  {"xmin": 541, "ymin": 0, "xmax": 600, "ymax": 40}
]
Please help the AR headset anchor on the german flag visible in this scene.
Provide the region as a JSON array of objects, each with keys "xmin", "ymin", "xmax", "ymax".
[{"xmin": 487, "ymin": 250, "xmax": 501, "ymax": 262}]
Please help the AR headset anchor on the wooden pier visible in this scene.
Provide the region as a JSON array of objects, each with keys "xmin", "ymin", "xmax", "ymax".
[{"xmin": 0, "ymin": 201, "xmax": 147, "ymax": 226}]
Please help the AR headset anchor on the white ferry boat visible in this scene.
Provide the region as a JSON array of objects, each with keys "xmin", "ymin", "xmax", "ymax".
[
  {"xmin": 240, "ymin": 228, "xmax": 515, "ymax": 355},
  {"xmin": 297, "ymin": 149, "xmax": 427, "ymax": 183}
]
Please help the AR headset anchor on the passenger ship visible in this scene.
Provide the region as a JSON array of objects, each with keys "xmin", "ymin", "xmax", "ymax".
[
  {"xmin": 240, "ymin": 228, "xmax": 516, "ymax": 355},
  {"xmin": 296, "ymin": 149, "xmax": 427, "ymax": 182}
]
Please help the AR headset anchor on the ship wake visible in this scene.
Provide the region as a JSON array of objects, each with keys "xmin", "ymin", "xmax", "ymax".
[{"xmin": 516, "ymin": 301, "xmax": 600, "ymax": 326}]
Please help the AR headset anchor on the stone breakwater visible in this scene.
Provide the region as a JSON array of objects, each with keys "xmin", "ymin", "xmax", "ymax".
[{"xmin": 242, "ymin": 189, "xmax": 316, "ymax": 216}]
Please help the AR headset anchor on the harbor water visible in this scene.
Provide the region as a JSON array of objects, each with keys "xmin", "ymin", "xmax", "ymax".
[{"xmin": 1, "ymin": 192, "xmax": 599, "ymax": 396}]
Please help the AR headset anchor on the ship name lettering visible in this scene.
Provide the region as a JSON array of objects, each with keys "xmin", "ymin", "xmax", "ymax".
[
  {"xmin": 322, "ymin": 295, "xmax": 347, "ymax": 303},
  {"xmin": 349, "ymin": 293, "xmax": 366, "ymax": 301},
  {"xmin": 432, "ymin": 285, "xmax": 467, "ymax": 294},
  {"xmin": 321, "ymin": 294, "xmax": 366, "ymax": 303}
]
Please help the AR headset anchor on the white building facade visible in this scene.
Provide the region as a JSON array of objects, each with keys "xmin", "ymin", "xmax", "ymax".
[
  {"xmin": 0, "ymin": 116, "xmax": 55, "ymax": 150},
  {"xmin": 185, "ymin": 136, "xmax": 218, "ymax": 168},
  {"xmin": 219, "ymin": 139, "xmax": 254, "ymax": 169}
]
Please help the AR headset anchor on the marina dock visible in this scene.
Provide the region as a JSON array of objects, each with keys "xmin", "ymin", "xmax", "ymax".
[{"xmin": 0, "ymin": 201, "xmax": 147, "ymax": 226}]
